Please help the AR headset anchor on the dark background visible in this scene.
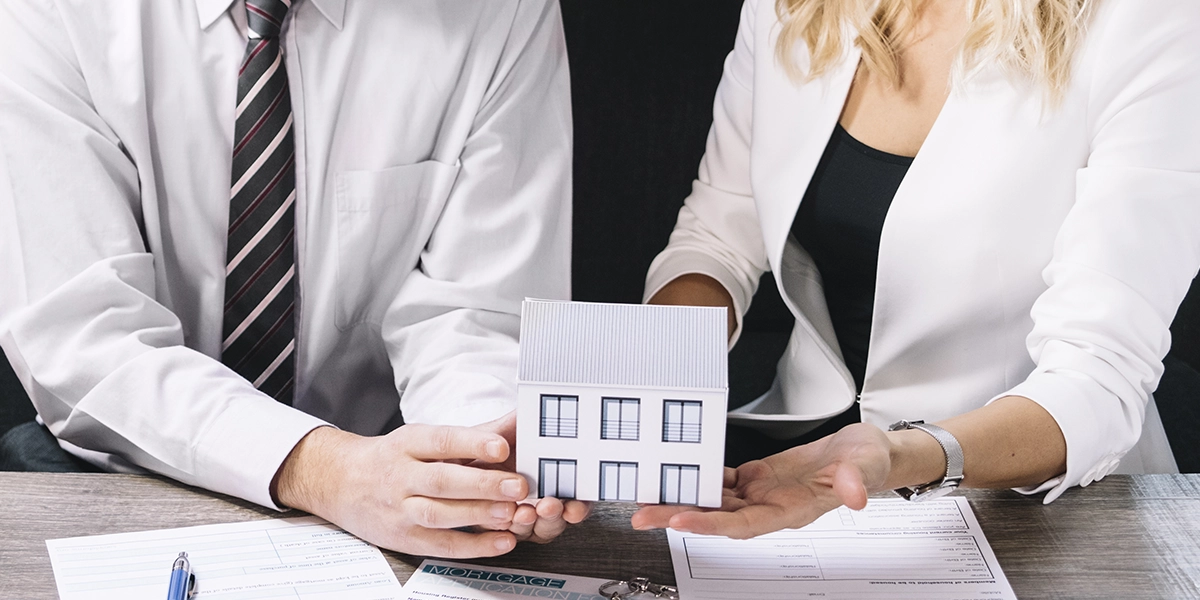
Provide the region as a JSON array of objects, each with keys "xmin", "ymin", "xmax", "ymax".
[
  {"xmin": 562, "ymin": 0, "xmax": 794, "ymax": 411},
  {"xmin": 2, "ymin": 0, "xmax": 1197, "ymax": 469}
]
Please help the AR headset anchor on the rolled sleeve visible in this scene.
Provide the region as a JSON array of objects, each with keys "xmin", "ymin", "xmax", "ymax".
[
  {"xmin": 642, "ymin": 0, "xmax": 769, "ymax": 347},
  {"xmin": 992, "ymin": 1, "xmax": 1200, "ymax": 501}
]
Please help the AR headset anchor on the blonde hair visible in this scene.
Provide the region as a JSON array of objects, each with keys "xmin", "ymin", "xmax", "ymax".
[{"xmin": 774, "ymin": 0, "xmax": 1095, "ymax": 99}]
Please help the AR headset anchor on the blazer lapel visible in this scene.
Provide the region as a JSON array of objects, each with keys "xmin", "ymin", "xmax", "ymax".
[
  {"xmin": 727, "ymin": 36, "xmax": 865, "ymax": 429},
  {"xmin": 751, "ymin": 43, "xmax": 861, "ymax": 270}
]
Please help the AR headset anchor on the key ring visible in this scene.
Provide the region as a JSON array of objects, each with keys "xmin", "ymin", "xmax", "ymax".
[{"xmin": 598, "ymin": 576, "xmax": 679, "ymax": 600}]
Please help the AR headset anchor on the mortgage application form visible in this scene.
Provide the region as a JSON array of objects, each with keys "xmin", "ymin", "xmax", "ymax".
[
  {"xmin": 668, "ymin": 497, "xmax": 1016, "ymax": 599},
  {"xmin": 46, "ymin": 516, "xmax": 404, "ymax": 599}
]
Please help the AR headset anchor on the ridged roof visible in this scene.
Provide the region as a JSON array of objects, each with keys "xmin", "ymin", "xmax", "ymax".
[{"xmin": 518, "ymin": 299, "xmax": 727, "ymax": 390}]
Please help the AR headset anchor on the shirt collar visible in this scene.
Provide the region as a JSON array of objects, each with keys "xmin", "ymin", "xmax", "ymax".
[{"xmin": 195, "ymin": 0, "xmax": 345, "ymax": 31}]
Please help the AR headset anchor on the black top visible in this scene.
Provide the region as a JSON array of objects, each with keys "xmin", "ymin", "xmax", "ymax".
[{"xmin": 791, "ymin": 123, "xmax": 914, "ymax": 393}]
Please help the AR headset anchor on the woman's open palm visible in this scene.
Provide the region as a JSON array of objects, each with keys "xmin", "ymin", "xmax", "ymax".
[{"xmin": 632, "ymin": 423, "xmax": 894, "ymax": 539}]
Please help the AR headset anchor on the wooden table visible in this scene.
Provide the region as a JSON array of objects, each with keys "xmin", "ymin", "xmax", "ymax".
[{"xmin": 2, "ymin": 473, "xmax": 1198, "ymax": 599}]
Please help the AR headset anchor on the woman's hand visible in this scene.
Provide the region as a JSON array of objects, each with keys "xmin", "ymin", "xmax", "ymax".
[{"xmin": 631, "ymin": 423, "xmax": 894, "ymax": 539}]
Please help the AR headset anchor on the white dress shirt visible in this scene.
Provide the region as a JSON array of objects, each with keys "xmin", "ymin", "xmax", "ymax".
[
  {"xmin": 0, "ymin": 0, "xmax": 571, "ymax": 509},
  {"xmin": 646, "ymin": 0, "xmax": 1198, "ymax": 501}
]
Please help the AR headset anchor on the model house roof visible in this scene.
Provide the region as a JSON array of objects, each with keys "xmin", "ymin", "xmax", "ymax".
[{"xmin": 518, "ymin": 299, "xmax": 728, "ymax": 390}]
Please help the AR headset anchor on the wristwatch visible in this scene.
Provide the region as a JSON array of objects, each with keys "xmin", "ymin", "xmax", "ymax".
[{"xmin": 887, "ymin": 420, "xmax": 964, "ymax": 501}]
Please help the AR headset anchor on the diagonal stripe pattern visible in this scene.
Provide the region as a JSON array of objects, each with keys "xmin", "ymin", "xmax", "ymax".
[{"xmin": 222, "ymin": 0, "xmax": 296, "ymax": 405}]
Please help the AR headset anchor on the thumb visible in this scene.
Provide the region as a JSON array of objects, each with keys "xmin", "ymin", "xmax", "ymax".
[
  {"xmin": 469, "ymin": 411, "xmax": 517, "ymax": 470},
  {"xmin": 831, "ymin": 461, "xmax": 869, "ymax": 511}
]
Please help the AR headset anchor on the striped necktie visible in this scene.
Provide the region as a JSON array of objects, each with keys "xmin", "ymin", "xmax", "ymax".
[{"xmin": 222, "ymin": 0, "xmax": 296, "ymax": 404}]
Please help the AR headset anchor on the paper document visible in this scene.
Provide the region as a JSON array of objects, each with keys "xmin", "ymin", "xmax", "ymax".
[
  {"xmin": 668, "ymin": 497, "xmax": 1015, "ymax": 599},
  {"xmin": 402, "ymin": 559, "xmax": 616, "ymax": 599},
  {"xmin": 46, "ymin": 515, "xmax": 405, "ymax": 599}
]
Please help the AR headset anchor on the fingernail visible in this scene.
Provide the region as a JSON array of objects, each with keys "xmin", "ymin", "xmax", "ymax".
[
  {"xmin": 487, "ymin": 440, "xmax": 504, "ymax": 459},
  {"xmin": 494, "ymin": 536, "xmax": 513, "ymax": 551},
  {"xmin": 501, "ymin": 479, "xmax": 523, "ymax": 499},
  {"xmin": 491, "ymin": 503, "xmax": 511, "ymax": 519}
]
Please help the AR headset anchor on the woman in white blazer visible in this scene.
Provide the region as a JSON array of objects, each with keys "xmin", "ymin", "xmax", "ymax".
[{"xmin": 631, "ymin": 0, "xmax": 1200, "ymax": 538}]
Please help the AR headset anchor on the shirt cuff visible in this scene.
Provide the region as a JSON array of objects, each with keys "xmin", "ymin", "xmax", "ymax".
[
  {"xmin": 643, "ymin": 251, "xmax": 749, "ymax": 348},
  {"xmin": 990, "ymin": 371, "xmax": 1132, "ymax": 504},
  {"xmin": 193, "ymin": 397, "xmax": 330, "ymax": 511}
]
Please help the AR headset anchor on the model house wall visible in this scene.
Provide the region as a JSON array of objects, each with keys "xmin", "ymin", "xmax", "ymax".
[{"xmin": 515, "ymin": 300, "xmax": 728, "ymax": 508}]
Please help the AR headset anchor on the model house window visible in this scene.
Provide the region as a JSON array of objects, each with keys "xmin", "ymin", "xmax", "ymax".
[
  {"xmin": 661, "ymin": 464, "xmax": 700, "ymax": 505},
  {"xmin": 539, "ymin": 459, "xmax": 577, "ymax": 499},
  {"xmin": 662, "ymin": 400, "xmax": 702, "ymax": 443},
  {"xmin": 601, "ymin": 397, "xmax": 640, "ymax": 441},
  {"xmin": 540, "ymin": 395, "xmax": 579, "ymax": 438},
  {"xmin": 599, "ymin": 461, "xmax": 638, "ymax": 502}
]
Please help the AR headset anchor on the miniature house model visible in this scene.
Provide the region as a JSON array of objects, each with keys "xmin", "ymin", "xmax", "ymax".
[{"xmin": 515, "ymin": 299, "xmax": 728, "ymax": 507}]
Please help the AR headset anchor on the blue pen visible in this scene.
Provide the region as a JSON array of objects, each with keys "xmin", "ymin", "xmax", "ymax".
[{"xmin": 166, "ymin": 552, "xmax": 195, "ymax": 600}]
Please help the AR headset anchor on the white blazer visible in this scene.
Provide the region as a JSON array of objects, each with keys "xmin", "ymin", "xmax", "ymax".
[{"xmin": 645, "ymin": 0, "xmax": 1200, "ymax": 501}]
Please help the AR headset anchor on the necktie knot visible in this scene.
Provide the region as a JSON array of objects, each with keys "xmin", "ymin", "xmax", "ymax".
[{"xmin": 245, "ymin": 0, "xmax": 290, "ymax": 39}]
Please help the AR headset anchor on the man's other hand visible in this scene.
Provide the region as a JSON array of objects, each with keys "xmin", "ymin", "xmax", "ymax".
[{"xmin": 272, "ymin": 423, "xmax": 528, "ymax": 558}]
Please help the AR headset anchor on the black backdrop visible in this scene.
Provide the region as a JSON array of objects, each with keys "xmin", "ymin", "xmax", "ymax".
[{"xmin": 562, "ymin": 0, "xmax": 795, "ymax": 409}]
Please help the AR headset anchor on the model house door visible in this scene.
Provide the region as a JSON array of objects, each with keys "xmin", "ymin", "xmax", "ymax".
[
  {"xmin": 661, "ymin": 464, "xmax": 700, "ymax": 505},
  {"xmin": 599, "ymin": 461, "xmax": 638, "ymax": 502},
  {"xmin": 539, "ymin": 458, "xmax": 577, "ymax": 499}
]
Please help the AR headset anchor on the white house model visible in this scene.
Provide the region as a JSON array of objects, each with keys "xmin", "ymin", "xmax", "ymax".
[{"xmin": 515, "ymin": 299, "xmax": 728, "ymax": 508}]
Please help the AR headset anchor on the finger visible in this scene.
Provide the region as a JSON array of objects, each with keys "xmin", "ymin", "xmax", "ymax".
[
  {"xmin": 508, "ymin": 503, "xmax": 538, "ymax": 541},
  {"xmin": 402, "ymin": 496, "xmax": 516, "ymax": 530},
  {"xmin": 562, "ymin": 500, "xmax": 591, "ymax": 524},
  {"xmin": 407, "ymin": 462, "xmax": 528, "ymax": 501},
  {"xmin": 403, "ymin": 423, "xmax": 509, "ymax": 463},
  {"xmin": 669, "ymin": 505, "xmax": 784, "ymax": 539},
  {"xmin": 631, "ymin": 504, "xmax": 706, "ymax": 530},
  {"xmin": 832, "ymin": 461, "xmax": 869, "ymax": 510},
  {"xmin": 468, "ymin": 413, "xmax": 518, "ymax": 471},
  {"xmin": 669, "ymin": 503, "xmax": 820, "ymax": 539},
  {"xmin": 723, "ymin": 466, "xmax": 738, "ymax": 488},
  {"xmin": 471, "ymin": 412, "xmax": 517, "ymax": 446},
  {"xmin": 390, "ymin": 526, "xmax": 518, "ymax": 558},
  {"xmin": 474, "ymin": 520, "xmax": 514, "ymax": 531},
  {"xmin": 519, "ymin": 497, "xmax": 567, "ymax": 544}
]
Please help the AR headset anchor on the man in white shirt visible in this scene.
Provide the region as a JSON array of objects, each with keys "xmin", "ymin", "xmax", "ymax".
[{"xmin": 0, "ymin": 0, "xmax": 581, "ymax": 557}]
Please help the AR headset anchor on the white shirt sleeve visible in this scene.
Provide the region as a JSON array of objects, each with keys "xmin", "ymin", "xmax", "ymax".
[
  {"xmin": 381, "ymin": 0, "xmax": 573, "ymax": 426},
  {"xmin": 0, "ymin": 0, "xmax": 325, "ymax": 510},
  {"xmin": 998, "ymin": 1, "xmax": 1200, "ymax": 502},
  {"xmin": 641, "ymin": 0, "xmax": 771, "ymax": 347}
]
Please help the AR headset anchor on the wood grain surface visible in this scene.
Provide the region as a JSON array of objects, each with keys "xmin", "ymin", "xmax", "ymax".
[{"xmin": 1, "ymin": 473, "xmax": 1198, "ymax": 599}]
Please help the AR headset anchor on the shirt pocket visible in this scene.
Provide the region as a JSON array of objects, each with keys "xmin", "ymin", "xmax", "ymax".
[{"xmin": 333, "ymin": 160, "xmax": 460, "ymax": 329}]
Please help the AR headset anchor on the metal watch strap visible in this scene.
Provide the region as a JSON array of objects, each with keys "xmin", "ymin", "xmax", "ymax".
[{"xmin": 888, "ymin": 420, "xmax": 965, "ymax": 501}]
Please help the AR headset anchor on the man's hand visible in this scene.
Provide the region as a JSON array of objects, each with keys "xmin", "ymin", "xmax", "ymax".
[
  {"xmin": 629, "ymin": 423, "xmax": 893, "ymax": 539},
  {"xmin": 467, "ymin": 413, "xmax": 592, "ymax": 543},
  {"xmin": 272, "ymin": 423, "xmax": 529, "ymax": 558}
]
